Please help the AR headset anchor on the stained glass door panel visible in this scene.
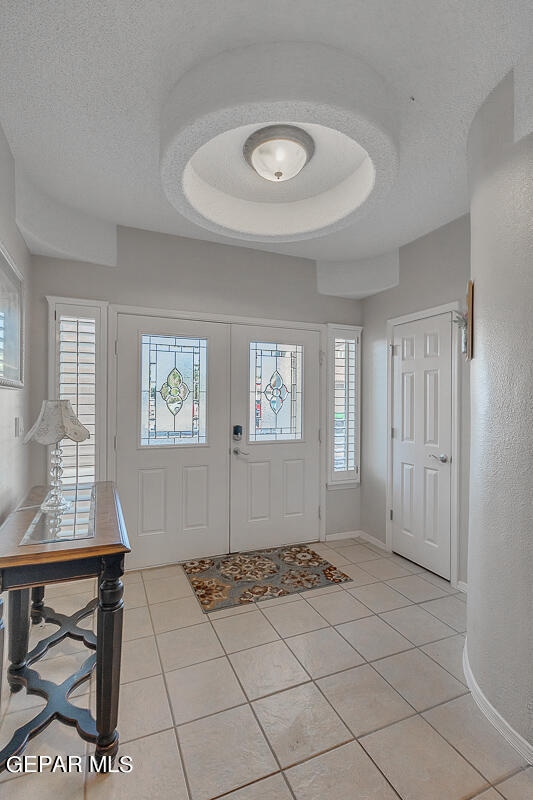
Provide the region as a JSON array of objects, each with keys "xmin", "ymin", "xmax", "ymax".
[
  {"xmin": 115, "ymin": 314, "xmax": 229, "ymax": 569},
  {"xmin": 249, "ymin": 342, "xmax": 303, "ymax": 442},
  {"xmin": 140, "ymin": 334, "xmax": 207, "ymax": 446}
]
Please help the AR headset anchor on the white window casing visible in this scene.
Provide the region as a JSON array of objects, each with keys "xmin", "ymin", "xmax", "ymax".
[
  {"xmin": 327, "ymin": 324, "xmax": 362, "ymax": 487},
  {"xmin": 47, "ymin": 297, "xmax": 108, "ymax": 484}
]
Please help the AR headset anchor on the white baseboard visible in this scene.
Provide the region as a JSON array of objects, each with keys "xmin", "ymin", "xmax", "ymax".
[
  {"xmin": 463, "ymin": 640, "xmax": 533, "ymax": 764},
  {"xmin": 325, "ymin": 531, "xmax": 360, "ymax": 542},
  {"xmin": 352, "ymin": 529, "xmax": 390, "ymax": 552},
  {"xmin": 456, "ymin": 580, "xmax": 468, "ymax": 594},
  {"xmin": 325, "ymin": 529, "xmax": 390, "ymax": 552}
]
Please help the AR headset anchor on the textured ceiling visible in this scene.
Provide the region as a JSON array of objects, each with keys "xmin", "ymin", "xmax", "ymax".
[{"xmin": 1, "ymin": 1, "xmax": 532, "ymax": 263}]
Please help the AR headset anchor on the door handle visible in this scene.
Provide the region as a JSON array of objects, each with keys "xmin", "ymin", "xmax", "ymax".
[
  {"xmin": 233, "ymin": 447, "xmax": 250, "ymax": 456},
  {"xmin": 429, "ymin": 453, "xmax": 449, "ymax": 463}
]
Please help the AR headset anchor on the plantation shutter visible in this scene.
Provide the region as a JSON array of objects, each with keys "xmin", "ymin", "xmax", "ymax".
[
  {"xmin": 328, "ymin": 325, "xmax": 361, "ymax": 485},
  {"xmin": 50, "ymin": 300, "xmax": 107, "ymax": 485}
]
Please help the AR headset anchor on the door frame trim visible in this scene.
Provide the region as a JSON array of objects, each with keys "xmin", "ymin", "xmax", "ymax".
[
  {"xmin": 386, "ymin": 301, "xmax": 461, "ymax": 587},
  {"xmin": 107, "ymin": 303, "xmax": 327, "ymax": 543}
]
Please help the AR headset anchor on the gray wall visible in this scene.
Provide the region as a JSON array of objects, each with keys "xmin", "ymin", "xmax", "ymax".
[
  {"xmin": 30, "ymin": 225, "xmax": 363, "ymax": 534},
  {"xmin": 360, "ymin": 215, "xmax": 471, "ymax": 582},
  {"xmin": 0, "ymin": 123, "xmax": 31, "ymax": 523},
  {"xmin": 466, "ymin": 72, "xmax": 533, "ymax": 747}
]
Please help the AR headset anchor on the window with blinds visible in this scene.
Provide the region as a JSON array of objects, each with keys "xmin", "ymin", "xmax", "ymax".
[
  {"xmin": 50, "ymin": 299, "xmax": 107, "ymax": 486},
  {"xmin": 328, "ymin": 325, "xmax": 361, "ymax": 485}
]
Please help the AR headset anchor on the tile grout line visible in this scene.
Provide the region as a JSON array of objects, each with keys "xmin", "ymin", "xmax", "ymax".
[
  {"xmin": 159, "ymin": 595, "xmax": 463, "ymax": 687},
  {"xmin": 339, "ymin": 627, "xmax": 470, "ymax": 716},
  {"xmin": 134, "ymin": 572, "xmax": 464, "ymax": 680},
  {"xmin": 351, "ymin": 657, "xmax": 507, "ymax": 791},
  {"xmin": 379, "ymin": 581, "xmax": 454, "ymax": 604},
  {"xmin": 418, "ymin": 705, "xmax": 512, "ymax": 791},
  {"xmin": 143, "ymin": 569, "xmax": 194, "ymax": 800},
  {"xmin": 332, "ymin": 611, "xmax": 417, "ymax": 656},
  {"xmin": 206, "ymin": 614, "xmax": 299, "ymax": 800},
  {"xmin": 373, "ymin": 607, "xmax": 463, "ymax": 648},
  {"xmin": 418, "ymin": 639, "xmax": 468, "ymax": 687},
  {"xmin": 491, "ymin": 766, "xmax": 531, "ymax": 794},
  {"xmin": 411, "ymin": 600, "xmax": 467, "ymax": 634},
  {"xmin": 250, "ymin": 596, "xmax": 408, "ymax": 799},
  {"xmin": 3, "ymin": 562, "xmax": 512, "ymax": 800},
  {"xmin": 257, "ymin": 588, "xmax": 494, "ymax": 797}
]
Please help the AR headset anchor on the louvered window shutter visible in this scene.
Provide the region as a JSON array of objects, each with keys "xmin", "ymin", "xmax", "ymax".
[
  {"xmin": 328, "ymin": 325, "xmax": 362, "ymax": 485},
  {"xmin": 50, "ymin": 300, "xmax": 107, "ymax": 485}
]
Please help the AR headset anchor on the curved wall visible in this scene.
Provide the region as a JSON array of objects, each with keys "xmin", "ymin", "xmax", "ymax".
[{"xmin": 466, "ymin": 71, "xmax": 533, "ymax": 750}]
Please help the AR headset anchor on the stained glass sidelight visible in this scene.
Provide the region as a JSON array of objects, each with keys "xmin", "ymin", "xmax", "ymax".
[
  {"xmin": 140, "ymin": 335, "xmax": 207, "ymax": 446},
  {"xmin": 249, "ymin": 341, "xmax": 303, "ymax": 441}
]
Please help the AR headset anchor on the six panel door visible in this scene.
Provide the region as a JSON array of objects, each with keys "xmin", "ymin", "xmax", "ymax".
[{"xmin": 391, "ymin": 313, "xmax": 452, "ymax": 578}]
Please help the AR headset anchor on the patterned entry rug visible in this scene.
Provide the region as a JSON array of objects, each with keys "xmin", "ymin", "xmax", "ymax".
[{"xmin": 182, "ymin": 544, "xmax": 351, "ymax": 613}]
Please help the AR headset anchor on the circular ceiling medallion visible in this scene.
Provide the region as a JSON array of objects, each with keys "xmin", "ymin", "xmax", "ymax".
[{"xmin": 160, "ymin": 43, "xmax": 400, "ymax": 242}]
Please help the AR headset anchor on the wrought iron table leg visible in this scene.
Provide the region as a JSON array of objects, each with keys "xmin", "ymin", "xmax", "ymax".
[
  {"xmin": 7, "ymin": 589, "xmax": 30, "ymax": 693},
  {"xmin": 31, "ymin": 586, "xmax": 45, "ymax": 625},
  {"xmin": 94, "ymin": 554, "xmax": 124, "ymax": 766}
]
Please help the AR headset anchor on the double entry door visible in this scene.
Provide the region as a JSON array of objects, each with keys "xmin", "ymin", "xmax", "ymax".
[{"xmin": 115, "ymin": 313, "xmax": 320, "ymax": 570}]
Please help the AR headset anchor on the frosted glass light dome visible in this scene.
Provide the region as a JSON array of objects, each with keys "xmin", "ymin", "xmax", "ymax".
[{"xmin": 244, "ymin": 125, "xmax": 315, "ymax": 182}]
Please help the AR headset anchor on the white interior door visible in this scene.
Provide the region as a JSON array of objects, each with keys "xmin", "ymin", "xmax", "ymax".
[
  {"xmin": 391, "ymin": 312, "xmax": 452, "ymax": 578},
  {"xmin": 115, "ymin": 314, "xmax": 230, "ymax": 569},
  {"xmin": 229, "ymin": 324, "xmax": 320, "ymax": 552}
]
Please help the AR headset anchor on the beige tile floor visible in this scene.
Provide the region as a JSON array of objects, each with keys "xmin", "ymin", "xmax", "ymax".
[{"xmin": 0, "ymin": 536, "xmax": 530, "ymax": 799}]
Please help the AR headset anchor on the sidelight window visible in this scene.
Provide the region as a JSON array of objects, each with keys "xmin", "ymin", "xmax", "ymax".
[{"xmin": 328, "ymin": 325, "xmax": 361, "ymax": 485}]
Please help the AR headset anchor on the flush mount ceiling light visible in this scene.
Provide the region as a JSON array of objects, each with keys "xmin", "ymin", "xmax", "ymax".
[
  {"xmin": 160, "ymin": 43, "xmax": 400, "ymax": 242},
  {"xmin": 243, "ymin": 125, "xmax": 315, "ymax": 182}
]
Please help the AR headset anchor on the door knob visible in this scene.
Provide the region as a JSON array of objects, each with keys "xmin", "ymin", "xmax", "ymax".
[
  {"xmin": 429, "ymin": 453, "xmax": 449, "ymax": 463},
  {"xmin": 233, "ymin": 447, "xmax": 250, "ymax": 456}
]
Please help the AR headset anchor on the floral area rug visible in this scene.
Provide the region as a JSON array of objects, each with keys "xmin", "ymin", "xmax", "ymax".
[{"xmin": 182, "ymin": 544, "xmax": 350, "ymax": 612}]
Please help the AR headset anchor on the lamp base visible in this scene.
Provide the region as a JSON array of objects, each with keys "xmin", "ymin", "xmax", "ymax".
[
  {"xmin": 41, "ymin": 444, "xmax": 71, "ymax": 514},
  {"xmin": 40, "ymin": 494, "xmax": 72, "ymax": 514}
]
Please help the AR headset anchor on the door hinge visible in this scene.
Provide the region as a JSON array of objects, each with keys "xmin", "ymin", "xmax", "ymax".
[
  {"xmin": 114, "ymin": 339, "xmax": 118, "ymax": 356},
  {"xmin": 318, "ymin": 428, "xmax": 322, "ymax": 443},
  {"xmin": 391, "ymin": 426, "xmax": 395, "ymax": 439},
  {"xmin": 319, "ymin": 350, "xmax": 326, "ymax": 366},
  {"xmin": 355, "ymin": 465, "xmax": 359, "ymax": 476},
  {"xmin": 390, "ymin": 343, "xmax": 399, "ymax": 357},
  {"xmin": 390, "ymin": 509, "xmax": 393, "ymax": 521},
  {"xmin": 318, "ymin": 505, "xmax": 322, "ymax": 520},
  {"xmin": 113, "ymin": 435, "xmax": 117, "ymax": 451}
]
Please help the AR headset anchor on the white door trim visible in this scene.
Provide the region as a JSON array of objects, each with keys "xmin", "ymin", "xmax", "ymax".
[
  {"xmin": 386, "ymin": 302, "xmax": 461, "ymax": 587},
  {"xmin": 107, "ymin": 303, "xmax": 327, "ymax": 543},
  {"xmin": 109, "ymin": 302, "xmax": 330, "ymax": 331}
]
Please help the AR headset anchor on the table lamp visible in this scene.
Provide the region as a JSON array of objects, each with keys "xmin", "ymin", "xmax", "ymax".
[{"xmin": 24, "ymin": 400, "xmax": 90, "ymax": 513}]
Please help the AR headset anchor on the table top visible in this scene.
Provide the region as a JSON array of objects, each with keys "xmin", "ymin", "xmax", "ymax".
[{"xmin": 0, "ymin": 482, "xmax": 131, "ymax": 569}]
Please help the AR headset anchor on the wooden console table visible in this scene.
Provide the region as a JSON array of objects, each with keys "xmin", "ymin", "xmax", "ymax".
[{"xmin": 0, "ymin": 482, "xmax": 130, "ymax": 769}]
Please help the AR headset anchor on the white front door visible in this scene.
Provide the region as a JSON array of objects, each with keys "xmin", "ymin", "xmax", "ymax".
[
  {"xmin": 391, "ymin": 312, "xmax": 452, "ymax": 578},
  {"xmin": 115, "ymin": 314, "xmax": 230, "ymax": 569},
  {"xmin": 230, "ymin": 324, "xmax": 320, "ymax": 552},
  {"xmin": 114, "ymin": 314, "xmax": 321, "ymax": 568}
]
